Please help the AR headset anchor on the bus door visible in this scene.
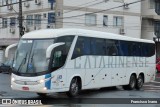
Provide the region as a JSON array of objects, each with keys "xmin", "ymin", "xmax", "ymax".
[{"xmin": 50, "ymin": 45, "xmax": 67, "ymax": 89}]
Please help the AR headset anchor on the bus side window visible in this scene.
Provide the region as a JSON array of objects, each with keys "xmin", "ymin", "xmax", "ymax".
[
  {"xmin": 146, "ymin": 43, "xmax": 155, "ymax": 57},
  {"xmin": 95, "ymin": 39, "xmax": 106, "ymax": 55},
  {"xmin": 72, "ymin": 37, "xmax": 91, "ymax": 59},
  {"xmin": 52, "ymin": 46, "xmax": 64, "ymax": 68},
  {"xmin": 142, "ymin": 43, "xmax": 148, "ymax": 57},
  {"xmin": 119, "ymin": 41, "xmax": 128, "ymax": 56},
  {"xmin": 106, "ymin": 40, "xmax": 118, "ymax": 56},
  {"xmin": 91, "ymin": 38, "xmax": 96, "ymax": 55}
]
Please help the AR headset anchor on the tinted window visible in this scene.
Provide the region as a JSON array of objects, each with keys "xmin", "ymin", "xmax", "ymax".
[
  {"xmin": 49, "ymin": 36, "xmax": 74, "ymax": 71},
  {"xmin": 71, "ymin": 36, "xmax": 155, "ymax": 59},
  {"xmin": 55, "ymin": 36, "xmax": 74, "ymax": 55},
  {"xmin": 119, "ymin": 41, "xmax": 128, "ymax": 56},
  {"xmin": 95, "ymin": 39, "xmax": 106, "ymax": 55},
  {"xmin": 72, "ymin": 37, "xmax": 91, "ymax": 59},
  {"xmin": 106, "ymin": 40, "xmax": 118, "ymax": 56}
]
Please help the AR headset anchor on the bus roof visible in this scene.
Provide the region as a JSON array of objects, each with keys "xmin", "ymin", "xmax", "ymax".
[{"xmin": 22, "ymin": 28, "xmax": 154, "ymax": 43}]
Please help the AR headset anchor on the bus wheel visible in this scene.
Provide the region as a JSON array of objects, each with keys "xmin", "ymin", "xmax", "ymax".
[
  {"xmin": 123, "ymin": 75, "xmax": 136, "ymax": 90},
  {"xmin": 66, "ymin": 78, "xmax": 80, "ymax": 97},
  {"xmin": 135, "ymin": 75, "xmax": 143, "ymax": 90},
  {"xmin": 37, "ymin": 93, "xmax": 47, "ymax": 97}
]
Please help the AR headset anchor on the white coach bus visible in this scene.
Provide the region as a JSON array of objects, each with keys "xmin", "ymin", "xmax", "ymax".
[{"xmin": 5, "ymin": 28, "xmax": 156, "ymax": 97}]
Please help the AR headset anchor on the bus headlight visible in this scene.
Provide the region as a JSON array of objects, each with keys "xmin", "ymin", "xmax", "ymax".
[
  {"xmin": 39, "ymin": 79, "xmax": 45, "ymax": 84},
  {"xmin": 43, "ymin": 87, "xmax": 47, "ymax": 90},
  {"xmin": 38, "ymin": 76, "xmax": 53, "ymax": 84},
  {"xmin": 11, "ymin": 77, "xmax": 15, "ymax": 82}
]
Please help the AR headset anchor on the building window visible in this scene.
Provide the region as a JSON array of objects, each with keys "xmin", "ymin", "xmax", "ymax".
[
  {"xmin": 10, "ymin": 17, "xmax": 16, "ymax": 26},
  {"xmin": 150, "ymin": 0, "xmax": 155, "ymax": 9},
  {"xmin": 113, "ymin": 16, "xmax": 123, "ymax": 27},
  {"xmin": 103, "ymin": 15, "xmax": 108, "ymax": 26},
  {"xmin": 155, "ymin": 21, "xmax": 160, "ymax": 37},
  {"xmin": 26, "ymin": 15, "xmax": 33, "ymax": 26},
  {"xmin": 85, "ymin": 14, "xmax": 96, "ymax": 26},
  {"xmin": 34, "ymin": 14, "xmax": 41, "ymax": 25},
  {"xmin": 2, "ymin": 0, "xmax": 7, "ymax": 5},
  {"xmin": 48, "ymin": 12, "xmax": 55, "ymax": 23},
  {"xmin": 155, "ymin": 0, "xmax": 160, "ymax": 15},
  {"xmin": 2, "ymin": 18, "xmax": 7, "ymax": 28},
  {"xmin": 9, "ymin": 0, "xmax": 16, "ymax": 3}
]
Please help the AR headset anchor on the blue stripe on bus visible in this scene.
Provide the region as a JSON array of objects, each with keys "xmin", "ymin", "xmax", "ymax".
[{"xmin": 45, "ymin": 73, "xmax": 51, "ymax": 89}]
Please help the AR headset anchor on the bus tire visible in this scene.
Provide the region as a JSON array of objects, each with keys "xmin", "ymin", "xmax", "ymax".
[
  {"xmin": 37, "ymin": 93, "xmax": 47, "ymax": 97},
  {"xmin": 66, "ymin": 78, "xmax": 80, "ymax": 97},
  {"xmin": 135, "ymin": 75, "xmax": 144, "ymax": 90},
  {"xmin": 123, "ymin": 75, "xmax": 136, "ymax": 90}
]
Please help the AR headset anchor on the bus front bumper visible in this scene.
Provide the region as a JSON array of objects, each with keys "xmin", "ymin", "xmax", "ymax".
[{"xmin": 11, "ymin": 81, "xmax": 51, "ymax": 93}]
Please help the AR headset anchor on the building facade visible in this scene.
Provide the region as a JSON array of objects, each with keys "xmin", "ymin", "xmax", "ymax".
[
  {"xmin": 0, "ymin": 0, "xmax": 142, "ymax": 63},
  {"xmin": 141, "ymin": 0, "xmax": 160, "ymax": 57}
]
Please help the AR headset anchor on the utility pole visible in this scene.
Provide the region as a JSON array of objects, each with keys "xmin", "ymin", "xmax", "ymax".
[{"xmin": 19, "ymin": 0, "xmax": 23, "ymax": 37}]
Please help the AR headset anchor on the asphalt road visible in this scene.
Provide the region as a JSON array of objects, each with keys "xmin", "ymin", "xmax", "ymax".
[{"xmin": 0, "ymin": 73, "xmax": 160, "ymax": 107}]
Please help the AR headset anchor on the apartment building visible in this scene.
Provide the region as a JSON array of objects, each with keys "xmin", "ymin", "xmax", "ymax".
[
  {"xmin": 141, "ymin": 0, "xmax": 160, "ymax": 57},
  {"xmin": 0, "ymin": 0, "xmax": 141, "ymax": 63}
]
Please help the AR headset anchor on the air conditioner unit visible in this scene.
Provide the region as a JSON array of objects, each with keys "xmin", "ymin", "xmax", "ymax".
[
  {"xmin": 123, "ymin": 3, "xmax": 129, "ymax": 9},
  {"xmin": 10, "ymin": 28, "xmax": 15, "ymax": 33},
  {"xmin": 35, "ymin": 0, "xmax": 41, "ymax": 5},
  {"xmin": 119, "ymin": 28, "xmax": 125, "ymax": 34},
  {"xmin": 43, "ymin": 13, "xmax": 47, "ymax": 18},
  {"xmin": 7, "ymin": 5, "xmax": 13, "ymax": 10},
  {"xmin": 24, "ymin": 2, "xmax": 30, "ymax": 7}
]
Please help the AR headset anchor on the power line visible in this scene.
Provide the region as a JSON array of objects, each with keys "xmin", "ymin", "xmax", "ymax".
[
  {"xmin": 0, "ymin": 16, "xmax": 148, "ymax": 27},
  {"xmin": 59, "ymin": 0, "xmax": 144, "ymax": 20},
  {"xmin": 0, "ymin": 19, "xmax": 154, "ymax": 29},
  {"xmin": 63, "ymin": 0, "xmax": 104, "ymax": 14},
  {"xmin": 0, "ymin": 0, "xmax": 148, "ymax": 30},
  {"xmin": 0, "ymin": 22, "xmax": 154, "ymax": 31},
  {"xmin": 0, "ymin": 0, "xmax": 144, "ymax": 21},
  {"xmin": 1, "ymin": 0, "xmax": 144, "ymax": 20},
  {"xmin": 0, "ymin": 0, "xmax": 34, "ymax": 7}
]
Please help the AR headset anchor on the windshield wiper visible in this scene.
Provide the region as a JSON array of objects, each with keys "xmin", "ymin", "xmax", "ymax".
[
  {"xmin": 30, "ymin": 52, "xmax": 34, "ymax": 63},
  {"xmin": 17, "ymin": 53, "xmax": 28, "ymax": 73}
]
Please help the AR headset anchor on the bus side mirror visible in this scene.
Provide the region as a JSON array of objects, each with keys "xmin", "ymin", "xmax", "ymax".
[
  {"xmin": 5, "ymin": 43, "xmax": 18, "ymax": 58},
  {"xmin": 46, "ymin": 42, "xmax": 65, "ymax": 59}
]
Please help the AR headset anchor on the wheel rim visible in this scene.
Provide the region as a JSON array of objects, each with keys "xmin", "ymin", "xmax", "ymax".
[
  {"xmin": 137, "ymin": 77, "xmax": 143, "ymax": 88},
  {"xmin": 71, "ymin": 79, "xmax": 78, "ymax": 95},
  {"xmin": 130, "ymin": 76, "xmax": 136, "ymax": 88}
]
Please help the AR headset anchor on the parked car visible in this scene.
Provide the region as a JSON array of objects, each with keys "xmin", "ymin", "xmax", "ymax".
[
  {"xmin": 156, "ymin": 61, "xmax": 160, "ymax": 73},
  {"xmin": 0, "ymin": 60, "xmax": 12, "ymax": 74}
]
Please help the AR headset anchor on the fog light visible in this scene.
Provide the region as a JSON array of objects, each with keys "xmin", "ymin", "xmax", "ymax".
[
  {"xmin": 43, "ymin": 87, "xmax": 47, "ymax": 90},
  {"xmin": 12, "ymin": 78, "xmax": 15, "ymax": 82}
]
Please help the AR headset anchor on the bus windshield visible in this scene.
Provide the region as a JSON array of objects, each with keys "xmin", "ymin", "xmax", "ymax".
[
  {"xmin": 12, "ymin": 36, "xmax": 74, "ymax": 75},
  {"xmin": 13, "ymin": 39, "xmax": 54, "ymax": 74}
]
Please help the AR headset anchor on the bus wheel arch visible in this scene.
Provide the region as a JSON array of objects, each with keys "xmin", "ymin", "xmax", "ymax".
[
  {"xmin": 123, "ymin": 73, "xmax": 137, "ymax": 90},
  {"xmin": 66, "ymin": 76, "xmax": 82, "ymax": 97},
  {"xmin": 135, "ymin": 73, "xmax": 144, "ymax": 90}
]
